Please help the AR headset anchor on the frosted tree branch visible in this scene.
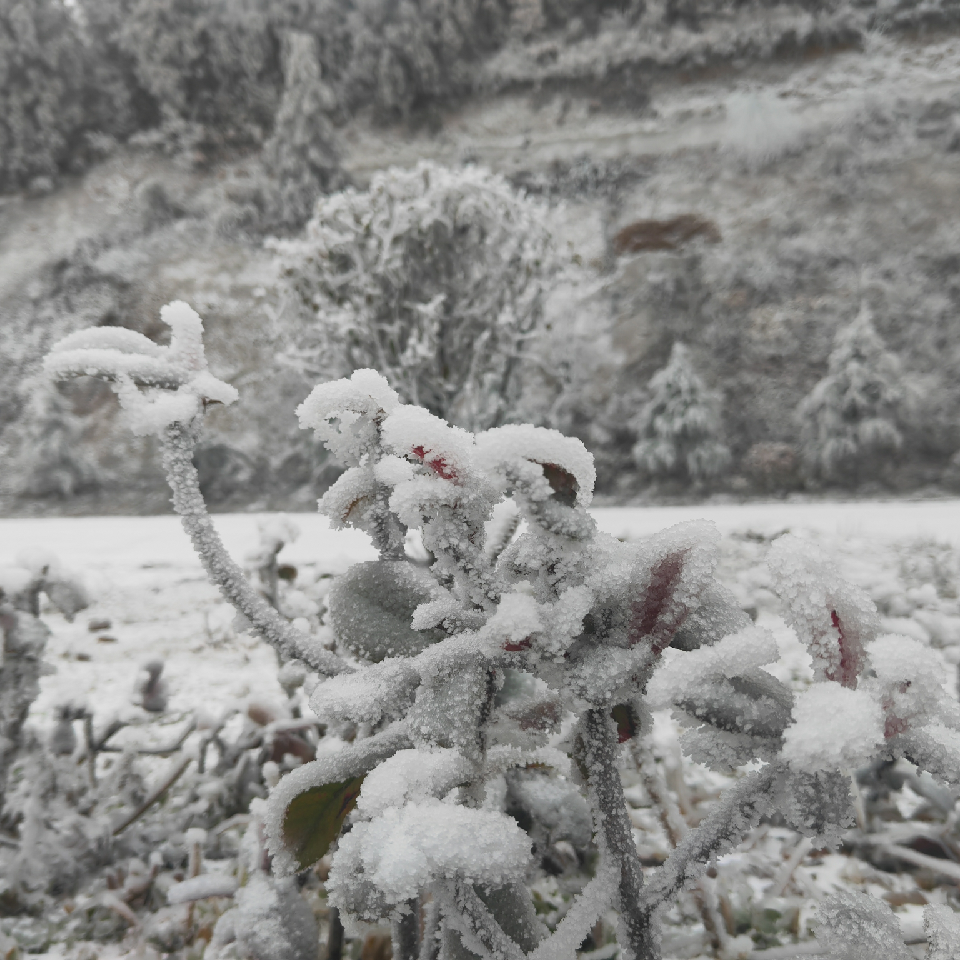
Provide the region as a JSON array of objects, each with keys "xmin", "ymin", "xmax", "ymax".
[{"xmin": 442, "ymin": 879, "xmax": 526, "ymax": 960}]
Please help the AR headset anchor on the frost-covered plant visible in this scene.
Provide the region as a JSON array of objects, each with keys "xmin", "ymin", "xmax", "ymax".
[
  {"xmin": 631, "ymin": 342, "xmax": 731, "ymax": 483},
  {"xmin": 798, "ymin": 304, "xmax": 907, "ymax": 485},
  {"xmin": 0, "ymin": 550, "xmax": 89, "ymax": 813},
  {"xmin": 273, "ymin": 161, "xmax": 570, "ymax": 433},
  {"xmin": 336, "ymin": 0, "xmax": 512, "ymax": 119},
  {"xmin": 112, "ymin": 0, "xmax": 281, "ymax": 150},
  {"xmin": 43, "ymin": 303, "xmax": 960, "ymax": 959}
]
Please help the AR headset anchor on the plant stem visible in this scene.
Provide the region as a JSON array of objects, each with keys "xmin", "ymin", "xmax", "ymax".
[
  {"xmin": 161, "ymin": 421, "xmax": 345, "ymax": 676},
  {"xmin": 580, "ymin": 708, "xmax": 659, "ymax": 960},
  {"xmin": 393, "ymin": 900, "xmax": 421, "ymax": 960},
  {"xmin": 641, "ymin": 765, "xmax": 777, "ymax": 913},
  {"xmin": 326, "ymin": 907, "xmax": 344, "ymax": 960},
  {"xmin": 442, "ymin": 879, "xmax": 526, "ymax": 960},
  {"xmin": 113, "ymin": 756, "xmax": 192, "ymax": 836}
]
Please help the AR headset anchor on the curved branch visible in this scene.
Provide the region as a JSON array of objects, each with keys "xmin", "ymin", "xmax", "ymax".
[
  {"xmin": 641, "ymin": 764, "xmax": 777, "ymax": 913},
  {"xmin": 161, "ymin": 421, "xmax": 346, "ymax": 676}
]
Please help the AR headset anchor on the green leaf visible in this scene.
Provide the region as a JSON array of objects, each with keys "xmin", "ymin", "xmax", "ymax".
[{"xmin": 281, "ymin": 776, "xmax": 365, "ymax": 871}]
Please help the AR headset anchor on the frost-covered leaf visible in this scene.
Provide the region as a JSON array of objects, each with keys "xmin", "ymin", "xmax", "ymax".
[
  {"xmin": 865, "ymin": 634, "xmax": 960, "ymax": 740},
  {"xmin": 476, "ymin": 424, "xmax": 596, "ymax": 508},
  {"xmin": 670, "ymin": 582, "xmax": 752, "ymax": 651},
  {"xmin": 768, "ymin": 534, "xmax": 878, "ymax": 687},
  {"xmin": 817, "ymin": 888, "xmax": 911, "ymax": 960},
  {"xmin": 782, "ymin": 684, "xmax": 883, "ymax": 773},
  {"xmin": 297, "ymin": 368, "xmax": 400, "ymax": 466},
  {"xmin": 328, "ymin": 560, "xmax": 445, "ymax": 662},
  {"xmin": 281, "ymin": 775, "xmax": 365, "ymax": 871},
  {"xmin": 310, "ymin": 658, "xmax": 420, "ymax": 726},
  {"xmin": 777, "ymin": 769, "xmax": 855, "ymax": 847},
  {"xmin": 44, "ymin": 301, "xmax": 238, "ymax": 436},
  {"xmin": 356, "ymin": 748, "xmax": 473, "ymax": 818}
]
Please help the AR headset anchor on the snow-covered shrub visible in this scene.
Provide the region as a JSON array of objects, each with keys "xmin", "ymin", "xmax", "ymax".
[
  {"xmin": 41, "ymin": 302, "xmax": 960, "ymax": 959},
  {"xmin": 336, "ymin": 0, "xmax": 512, "ymax": 119},
  {"xmin": 273, "ymin": 161, "xmax": 576, "ymax": 433},
  {"xmin": 631, "ymin": 342, "xmax": 732, "ymax": 483},
  {"xmin": 262, "ymin": 32, "xmax": 344, "ymax": 228},
  {"xmin": 798, "ymin": 305, "xmax": 908, "ymax": 485}
]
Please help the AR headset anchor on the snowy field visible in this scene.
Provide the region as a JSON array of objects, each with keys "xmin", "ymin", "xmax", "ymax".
[{"xmin": 5, "ymin": 500, "xmax": 960, "ymax": 739}]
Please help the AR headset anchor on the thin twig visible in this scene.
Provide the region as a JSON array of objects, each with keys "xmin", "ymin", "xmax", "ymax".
[
  {"xmin": 112, "ymin": 756, "xmax": 192, "ymax": 836},
  {"xmin": 768, "ymin": 836, "xmax": 813, "ymax": 899},
  {"xmin": 642, "ymin": 765, "xmax": 778, "ymax": 913}
]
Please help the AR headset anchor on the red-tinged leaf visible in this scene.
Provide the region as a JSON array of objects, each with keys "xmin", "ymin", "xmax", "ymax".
[
  {"xmin": 504, "ymin": 636, "xmax": 532, "ymax": 652},
  {"xmin": 829, "ymin": 610, "xmax": 861, "ymax": 689},
  {"xmin": 281, "ymin": 776, "xmax": 364, "ymax": 871},
  {"xmin": 628, "ymin": 552, "xmax": 686, "ymax": 653},
  {"xmin": 611, "ymin": 704, "xmax": 637, "ymax": 743},
  {"xmin": 540, "ymin": 463, "xmax": 578, "ymax": 507},
  {"xmin": 412, "ymin": 445, "xmax": 457, "ymax": 481}
]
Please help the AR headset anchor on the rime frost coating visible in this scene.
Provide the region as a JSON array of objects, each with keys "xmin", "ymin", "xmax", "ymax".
[{"xmin": 45, "ymin": 301, "xmax": 238, "ymax": 436}]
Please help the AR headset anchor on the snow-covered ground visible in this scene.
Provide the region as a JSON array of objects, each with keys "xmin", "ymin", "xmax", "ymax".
[{"xmin": 5, "ymin": 501, "xmax": 960, "ymax": 735}]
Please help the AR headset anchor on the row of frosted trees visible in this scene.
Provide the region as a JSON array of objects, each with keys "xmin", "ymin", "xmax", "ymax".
[{"xmin": 629, "ymin": 308, "xmax": 909, "ymax": 489}]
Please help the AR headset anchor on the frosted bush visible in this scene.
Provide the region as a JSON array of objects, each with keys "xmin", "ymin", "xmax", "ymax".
[
  {"xmin": 41, "ymin": 305, "xmax": 960, "ymax": 960},
  {"xmin": 272, "ymin": 161, "xmax": 581, "ymax": 433}
]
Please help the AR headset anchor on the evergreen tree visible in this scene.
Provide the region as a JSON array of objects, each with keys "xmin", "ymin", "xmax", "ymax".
[
  {"xmin": 631, "ymin": 342, "xmax": 731, "ymax": 482},
  {"xmin": 797, "ymin": 305, "xmax": 905, "ymax": 485},
  {"xmin": 263, "ymin": 32, "xmax": 343, "ymax": 227}
]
